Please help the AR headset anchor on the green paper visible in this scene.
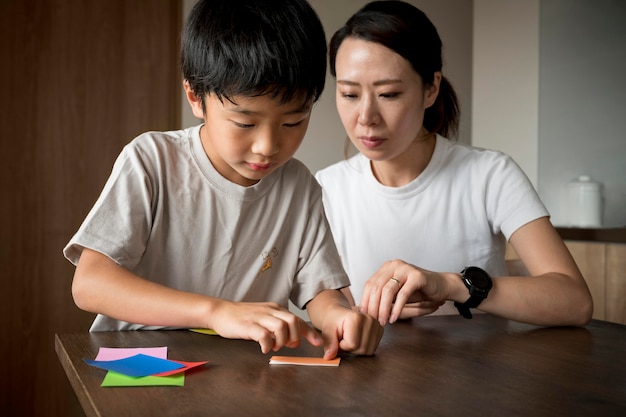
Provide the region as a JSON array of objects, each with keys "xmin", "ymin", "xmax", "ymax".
[{"xmin": 101, "ymin": 370, "xmax": 185, "ymax": 387}]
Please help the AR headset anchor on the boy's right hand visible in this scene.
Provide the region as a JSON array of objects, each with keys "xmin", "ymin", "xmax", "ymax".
[{"xmin": 208, "ymin": 300, "xmax": 323, "ymax": 354}]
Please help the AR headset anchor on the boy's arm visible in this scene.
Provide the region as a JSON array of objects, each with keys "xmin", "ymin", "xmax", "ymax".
[
  {"xmin": 306, "ymin": 289, "xmax": 383, "ymax": 360},
  {"xmin": 73, "ymin": 248, "xmax": 323, "ymax": 353}
]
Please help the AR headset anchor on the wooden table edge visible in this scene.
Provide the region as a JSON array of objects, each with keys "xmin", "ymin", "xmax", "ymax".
[{"xmin": 55, "ymin": 333, "xmax": 100, "ymax": 417}]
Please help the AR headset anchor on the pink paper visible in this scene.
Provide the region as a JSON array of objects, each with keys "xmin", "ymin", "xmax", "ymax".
[{"xmin": 95, "ymin": 346, "xmax": 168, "ymax": 361}]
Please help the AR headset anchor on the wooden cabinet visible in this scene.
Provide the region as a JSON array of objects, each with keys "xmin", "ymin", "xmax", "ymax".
[
  {"xmin": 605, "ymin": 244, "xmax": 626, "ymax": 323},
  {"xmin": 507, "ymin": 241, "xmax": 626, "ymax": 324},
  {"xmin": 565, "ymin": 241, "xmax": 626, "ymax": 324},
  {"xmin": 506, "ymin": 240, "xmax": 626, "ymax": 324},
  {"xmin": 565, "ymin": 242, "xmax": 606, "ymax": 321},
  {"xmin": 0, "ymin": 1, "xmax": 182, "ymax": 416}
]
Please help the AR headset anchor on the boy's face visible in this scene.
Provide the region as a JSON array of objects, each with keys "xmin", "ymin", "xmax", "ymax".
[{"xmin": 186, "ymin": 84, "xmax": 312, "ymax": 187}]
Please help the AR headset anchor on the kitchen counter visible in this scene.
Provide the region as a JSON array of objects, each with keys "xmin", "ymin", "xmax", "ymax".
[{"xmin": 556, "ymin": 227, "xmax": 626, "ymax": 244}]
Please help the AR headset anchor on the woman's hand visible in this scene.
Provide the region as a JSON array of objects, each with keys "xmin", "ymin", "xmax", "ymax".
[{"xmin": 359, "ymin": 259, "xmax": 458, "ymax": 326}]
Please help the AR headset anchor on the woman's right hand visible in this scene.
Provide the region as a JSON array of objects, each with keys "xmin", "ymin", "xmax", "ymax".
[{"xmin": 359, "ymin": 259, "xmax": 457, "ymax": 326}]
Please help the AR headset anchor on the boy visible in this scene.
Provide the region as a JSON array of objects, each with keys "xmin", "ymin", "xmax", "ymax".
[{"xmin": 63, "ymin": 0, "xmax": 382, "ymax": 359}]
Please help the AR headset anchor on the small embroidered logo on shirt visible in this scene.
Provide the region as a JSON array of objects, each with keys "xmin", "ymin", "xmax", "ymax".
[{"xmin": 259, "ymin": 247, "xmax": 279, "ymax": 275}]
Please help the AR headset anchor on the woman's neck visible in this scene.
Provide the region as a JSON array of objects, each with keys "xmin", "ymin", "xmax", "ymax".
[{"xmin": 370, "ymin": 131, "xmax": 436, "ymax": 187}]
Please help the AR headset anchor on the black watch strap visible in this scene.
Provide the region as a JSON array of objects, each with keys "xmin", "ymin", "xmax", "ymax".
[
  {"xmin": 454, "ymin": 299, "xmax": 481, "ymax": 319},
  {"xmin": 454, "ymin": 267, "xmax": 492, "ymax": 319}
]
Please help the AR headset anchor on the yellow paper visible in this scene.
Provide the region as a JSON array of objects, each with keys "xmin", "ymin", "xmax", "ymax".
[{"xmin": 189, "ymin": 328, "xmax": 218, "ymax": 335}]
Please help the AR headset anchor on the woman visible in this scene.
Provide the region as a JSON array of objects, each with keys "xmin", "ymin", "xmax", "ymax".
[{"xmin": 315, "ymin": 0, "xmax": 592, "ymax": 327}]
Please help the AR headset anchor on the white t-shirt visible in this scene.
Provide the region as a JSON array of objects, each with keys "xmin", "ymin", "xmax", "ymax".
[
  {"xmin": 315, "ymin": 136, "xmax": 549, "ymax": 310},
  {"xmin": 64, "ymin": 125, "xmax": 349, "ymax": 330}
]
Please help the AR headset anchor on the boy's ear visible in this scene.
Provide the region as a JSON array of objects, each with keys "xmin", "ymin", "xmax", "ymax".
[
  {"xmin": 424, "ymin": 72, "xmax": 442, "ymax": 109},
  {"xmin": 183, "ymin": 80, "xmax": 205, "ymax": 119}
]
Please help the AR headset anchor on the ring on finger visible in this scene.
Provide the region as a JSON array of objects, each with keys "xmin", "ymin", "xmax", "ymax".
[{"xmin": 390, "ymin": 277, "xmax": 401, "ymax": 287}]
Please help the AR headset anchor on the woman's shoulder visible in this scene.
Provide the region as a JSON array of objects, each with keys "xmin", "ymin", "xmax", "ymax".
[
  {"xmin": 436, "ymin": 137, "xmax": 518, "ymax": 175},
  {"xmin": 439, "ymin": 136, "xmax": 510, "ymax": 161}
]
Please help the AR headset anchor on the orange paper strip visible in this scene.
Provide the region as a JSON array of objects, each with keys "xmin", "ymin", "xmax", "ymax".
[{"xmin": 269, "ymin": 356, "xmax": 340, "ymax": 366}]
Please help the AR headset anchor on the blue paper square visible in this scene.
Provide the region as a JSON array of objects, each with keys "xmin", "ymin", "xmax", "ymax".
[{"xmin": 84, "ymin": 353, "xmax": 184, "ymax": 377}]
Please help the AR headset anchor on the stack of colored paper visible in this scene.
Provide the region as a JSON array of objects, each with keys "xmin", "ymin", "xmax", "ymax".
[{"xmin": 83, "ymin": 347, "xmax": 208, "ymax": 387}]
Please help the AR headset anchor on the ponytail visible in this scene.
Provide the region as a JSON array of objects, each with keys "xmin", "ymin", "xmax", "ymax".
[{"xmin": 424, "ymin": 76, "xmax": 459, "ymax": 139}]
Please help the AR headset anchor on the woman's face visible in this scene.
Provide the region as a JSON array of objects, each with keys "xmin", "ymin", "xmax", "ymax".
[{"xmin": 334, "ymin": 37, "xmax": 439, "ymax": 162}]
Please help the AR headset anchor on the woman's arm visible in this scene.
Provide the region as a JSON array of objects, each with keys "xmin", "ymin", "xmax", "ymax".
[
  {"xmin": 361, "ymin": 217, "xmax": 593, "ymax": 327},
  {"xmin": 481, "ymin": 216, "xmax": 593, "ymax": 326}
]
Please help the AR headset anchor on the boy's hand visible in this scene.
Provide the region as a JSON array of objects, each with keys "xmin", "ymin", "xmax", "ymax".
[
  {"xmin": 307, "ymin": 289, "xmax": 384, "ymax": 359},
  {"xmin": 209, "ymin": 301, "xmax": 323, "ymax": 354},
  {"xmin": 319, "ymin": 306, "xmax": 383, "ymax": 360}
]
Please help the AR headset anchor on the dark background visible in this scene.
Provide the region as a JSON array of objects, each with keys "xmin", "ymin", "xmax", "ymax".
[{"xmin": 0, "ymin": 1, "xmax": 182, "ymax": 415}]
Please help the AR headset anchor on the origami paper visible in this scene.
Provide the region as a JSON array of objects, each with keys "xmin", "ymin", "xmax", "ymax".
[
  {"xmin": 101, "ymin": 371, "xmax": 185, "ymax": 387},
  {"xmin": 95, "ymin": 346, "xmax": 167, "ymax": 361},
  {"xmin": 189, "ymin": 328, "xmax": 218, "ymax": 335},
  {"xmin": 152, "ymin": 360, "xmax": 209, "ymax": 377},
  {"xmin": 269, "ymin": 356, "xmax": 341, "ymax": 366},
  {"xmin": 84, "ymin": 354, "xmax": 184, "ymax": 377}
]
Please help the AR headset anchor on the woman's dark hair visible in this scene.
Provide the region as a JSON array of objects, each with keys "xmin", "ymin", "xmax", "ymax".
[
  {"xmin": 182, "ymin": 0, "xmax": 327, "ymax": 110},
  {"xmin": 329, "ymin": 0, "xmax": 459, "ymax": 139}
]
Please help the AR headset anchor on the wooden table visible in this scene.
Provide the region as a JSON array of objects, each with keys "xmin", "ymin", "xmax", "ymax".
[{"xmin": 55, "ymin": 315, "xmax": 626, "ymax": 417}]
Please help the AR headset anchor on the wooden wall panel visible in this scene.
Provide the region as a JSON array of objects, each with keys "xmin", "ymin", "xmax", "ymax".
[
  {"xmin": 606, "ymin": 244, "xmax": 626, "ymax": 324},
  {"xmin": 0, "ymin": 1, "xmax": 181, "ymax": 415},
  {"xmin": 565, "ymin": 242, "xmax": 607, "ymax": 321}
]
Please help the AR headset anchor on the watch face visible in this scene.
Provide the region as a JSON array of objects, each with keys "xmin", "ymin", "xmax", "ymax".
[{"xmin": 464, "ymin": 267, "xmax": 493, "ymax": 290}]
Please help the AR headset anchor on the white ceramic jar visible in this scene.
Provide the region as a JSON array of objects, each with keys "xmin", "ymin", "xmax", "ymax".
[{"xmin": 568, "ymin": 175, "xmax": 602, "ymax": 227}]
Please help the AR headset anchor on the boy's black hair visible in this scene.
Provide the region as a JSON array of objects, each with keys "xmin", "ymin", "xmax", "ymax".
[{"xmin": 182, "ymin": 0, "xmax": 327, "ymax": 110}]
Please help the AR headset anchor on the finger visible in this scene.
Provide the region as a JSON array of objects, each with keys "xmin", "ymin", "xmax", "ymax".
[
  {"xmin": 397, "ymin": 302, "xmax": 444, "ymax": 319},
  {"xmin": 359, "ymin": 264, "xmax": 393, "ymax": 316},
  {"xmin": 262, "ymin": 317, "xmax": 290, "ymax": 352},
  {"xmin": 390, "ymin": 285, "xmax": 413, "ymax": 323},
  {"xmin": 337, "ymin": 312, "xmax": 364, "ymax": 353},
  {"xmin": 362, "ymin": 319, "xmax": 385, "ymax": 355},
  {"xmin": 378, "ymin": 278, "xmax": 402, "ymax": 325},
  {"xmin": 321, "ymin": 326, "xmax": 340, "ymax": 360},
  {"xmin": 338, "ymin": 314, "xmax": 383, "ymax": 356},
  {"xmin": 261, "ymin": 310, "xmax": 323, "ymax": 351},
  {"xmin": 358, "ymin": 284, "xmax": 372, "ymax": 315},
  {"xmin": 247, "ymin": 324, "xmax": 276, "ymax": 354},
  {"xmin": 298, "ymin": 319, "xmax": 323, "ymax": 348},
  {"xmin": 364, "ymin": 277, "xmax": 386, "ymax": 320}
]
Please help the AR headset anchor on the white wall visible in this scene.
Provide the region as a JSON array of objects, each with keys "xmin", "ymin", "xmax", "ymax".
[
  {"xmin": 474, "ymin": 0, "xmax": 626, "ymax": 227},
  {"xmin": 472, "ymin": 0, "xmax": 540, "ymax": 187},
  {"xmin": 538, "ymin": 0, "xmax": 626, "ymax": 227}
]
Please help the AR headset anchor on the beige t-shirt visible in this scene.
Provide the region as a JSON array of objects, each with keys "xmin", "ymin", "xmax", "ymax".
[{"xmin": 64, "ymin": 125, "xmax": 348, "ymax": 331}]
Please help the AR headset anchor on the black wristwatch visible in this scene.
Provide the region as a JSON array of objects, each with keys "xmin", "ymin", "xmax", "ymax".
[{"xmin": 454, "ymin": 266, "xmax": 492, "ymax": 319}]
